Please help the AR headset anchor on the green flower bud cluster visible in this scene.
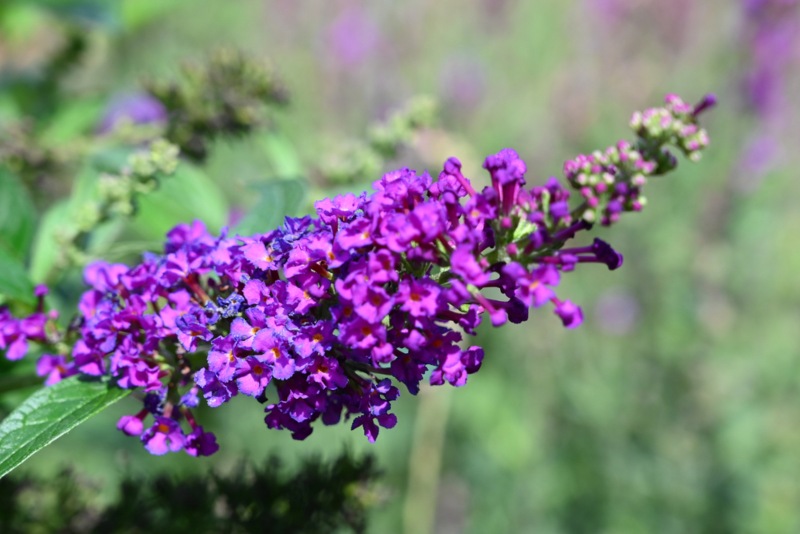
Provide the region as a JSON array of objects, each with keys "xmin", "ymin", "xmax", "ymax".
[
  {"xmin": 368, "ymin": 96, "xmax": 437, "ymax": 158},
  {"xmin": 630, "ymin": 93, "xmax": 712, "ymax": 163},
  {"xmin": 564, "ymin": 94, "xmax": 715, "ymax": 225},
  {"xmin": 320, "ymin": 96, "xmax": 437, "ymax": 185},
  {"xmin": 56, "ymin": 140, "xmax": 179, "ymax": 269},
  {"xmin": 144, "ymin": 48, "xmax": 288, "ymax": 163}
]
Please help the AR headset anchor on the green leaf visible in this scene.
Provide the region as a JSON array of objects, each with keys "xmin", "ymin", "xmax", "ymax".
[
  {"xmin": 0, "ymin": 167, "xmax": 37, "ymax": 261},
  {"xmin": 64, "ymin": 150, "xmax": 131, "ymax": 215},
  {"xmin": 26, "ymin": 155, "xmax": 126, "ymax": 284},
  {"xmin": 121, "ymin": 0, "xmax": 181, "ymax": 31},
  {"xmin": 132, "ymin": 163, "xmax": 229, "ymax": 239},
  {"xmin": 26, "ymin": 162, "xmax": 99, "ymax": 285},
  {"xmin": 0, "ymin": 5, "xmax": 40, "ymax": 44},
  {"xmin": 25, "ymin": 0, "xmax": 121, "ymax": 27},
  {"xmin": 261, "ymin": 134, "xmax": 304, "ymax": 178},
  {"xmin": 38, "ymin": 99, "xmax": 104, "ymax": 145},
  {"xmin": 88, "ymin": 146, "xmax": 136, "ymax": 174},
  {"xmin": 0, "ymin": 376, "xmax": 131, "ymax": 479},
  {"xmin": 28, "ymin": 200, "xmax": 70, "ymax": 284},
  {"xmin": 234, "ymin": 179, "xmax": 308, "ymax": 236},
  {"xmin": 0, "ymin": 251, "xmax": 35, "ymax": 304}
]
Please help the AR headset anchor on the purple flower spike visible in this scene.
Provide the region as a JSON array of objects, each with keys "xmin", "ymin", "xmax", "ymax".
[{"xmin": 1, "ymin": 94, "xmax": 710, "ymax": 454}]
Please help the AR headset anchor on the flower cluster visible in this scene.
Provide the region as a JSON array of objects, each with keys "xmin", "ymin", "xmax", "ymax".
[
  {"xmin": 564, "ymin": 93, "xmax": 713, "ymax": 225},
  {"xmin": 0, "ymin": 94, "xmax": 713, "ymax": 455}
]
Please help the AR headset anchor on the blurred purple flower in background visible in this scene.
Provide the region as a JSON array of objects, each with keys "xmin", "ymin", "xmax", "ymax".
[
  {"xmin": 325, "ymin": 6, "xmax": 382, "ymax": 68},
  {"xmin": 480, "ymin": 0, "xmax": 516, "ymax": 28},
  {"xmin": 741, "ymin": 0, "xmax": 798, "ymax": 116},
  {"xmin": 586, "ymin": 0, "xmax": 626, "ymax": 24},
  {"xmin": 740, "ymin": 135, "xmax": 778, "ymax": 177},
  {"xmin": 593, "ymin": 289, "xmax": 640, "ymax": 335},
  {"xmin": 737, "ymin": 0, "xmax": 799, "ymax": 190},
  {"xmin": 97, "ymin": 93, "xmax": 167, "ymax": 135},
  {"xmin": 586, "ymin": 0, "xmax": 694, "ymax": 46},
  {"xmin": 439, "ymin": 55, "xmax": 487, "ymax": 114}
]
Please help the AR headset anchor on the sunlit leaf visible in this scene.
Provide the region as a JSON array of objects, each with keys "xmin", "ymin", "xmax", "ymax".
[
  {"xmin": 25, "ymin": 0, "xmax": 121, "ymax": 27},
  {"xmin": 0, "ymin": 251, "xmax": 35, "ymax": 304},
  {"xmin": 28, "ymin": 200, "xmax": 70, "ymax": 284},
  {"xmin": 132, "ymin": 163, "xmax": 229, "ymax": 239},
  {"xmin": 0, "ymin": 376, "xmax": 131, "ymax": 479},
  {"xmin": 233, "ymin": 179, "xmax": 307, "ymax": 236},
  {"xmin": 261, "ymin": 134, "xmax": 304, "ymax": 178},
  {"xmin": 0, "ymin": 167, "xmax": 36, "ymax": 261},
  {"xmin": 121, "ymin": 0, "xmax": 182, "ymax": 32},
  {"xmin": 38, "ymin": 99, "xmax": 104, "ymax": 145}
]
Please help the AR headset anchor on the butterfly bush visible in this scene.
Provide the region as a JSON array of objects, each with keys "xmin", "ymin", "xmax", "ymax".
[{"xmin": 0, "ymin": 94, "xmax": 714, "ymax": 456}]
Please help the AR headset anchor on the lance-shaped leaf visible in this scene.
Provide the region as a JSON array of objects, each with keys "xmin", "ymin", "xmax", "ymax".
[
  {"xmin": 0, "ymin": 167, "xmax": 36, "ymax": 261},
  {"xmin": 0, "ymin": 252, "xmax": 35, "ymax": 304},
  {"xmin": 234, "ymin": 178, "xmax": 307, "ymax": 236},
  {"xmin": 0, "ymin": 376, "xmax": 131, "ymax": 479}
]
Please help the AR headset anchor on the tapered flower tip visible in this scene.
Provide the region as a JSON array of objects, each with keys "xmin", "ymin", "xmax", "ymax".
[
  {"xmin": 592, "ymin": 238, "xmax": 624, "ymax": 270},
  {"xmin": 692, "ymin": 94, "xmax": 717, "ymax": 117},
  {"xmin": 483, "ymin": 148, "xmax": 526, "ymax": 185},
  {"xmin": 117, "ymin": 415, "xmax": 144, "ymax": 436},
  {"xmin": 554, "ymin": 300, "xmax": 583, "ymax": 329},
  {"xmin": 444, "ymin": 157, "xmax": 463, "ymax": 175}
]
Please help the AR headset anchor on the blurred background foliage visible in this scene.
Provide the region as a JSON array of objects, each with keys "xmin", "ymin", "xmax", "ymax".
[
  {"xmin": 0, "ymin": 451, "xmax": 380, "ymax": 534},
  {"xmin": 1, "ymin": 0, "xmax": 799, "ymax": 532}
]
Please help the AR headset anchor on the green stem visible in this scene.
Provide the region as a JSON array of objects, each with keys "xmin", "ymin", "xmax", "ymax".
[
  {"xmin": 347, "ymin": 361, "xmax": 393, "ymax": 376},
  {"xmin": 403, "ymin": 383, "xmax": 452, "ymax": 534}
]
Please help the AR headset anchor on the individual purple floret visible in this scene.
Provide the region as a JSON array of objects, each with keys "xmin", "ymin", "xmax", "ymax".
[
  {"xmin": 0, "ymin": 94, "xmax": 713, "ymax": 456},
  {"xmin": 141, "ymin": 417, "xmax": 186, "ymax": 455},
  {"xmin": 0, "ymin": 286, "xmax": 55, "ymax": 362}
]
